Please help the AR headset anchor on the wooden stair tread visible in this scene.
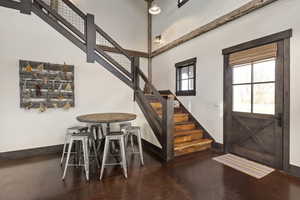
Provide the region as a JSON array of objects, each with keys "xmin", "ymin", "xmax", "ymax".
[
  {"xmin": 156, "ymin": 110, "xmax": 185, "ymax": 115},
  {"xmin": 175, "ymin": 143, "xmax": 212, "ymax": 157},
  {"xmin": 157, "ymin": 113, "xmax": 188, "ymax": 117},
  {"xmin": 174, "ymin": 139, "xmax": 213, "ymax": 150},
  {"xmin": 175, "ymin": 121, "xmax": 194, "ymax": 125},
  {"xmin": 175, "ymin": 122, "xmax": 196, "ymax": 131},
  {"xmin": 175, "ymin": 129, "xmax": 204, "ymax": 137},
  {"xmin": 174, "ymin": 132, "xmax": 203, "ymax": 144},
  {"xmin": 150, "ymin": 103, "xmax": 162, "ymax": 110}
]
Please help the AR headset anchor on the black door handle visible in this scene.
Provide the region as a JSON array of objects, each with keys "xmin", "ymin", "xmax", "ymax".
[{"xmin": 275, "ymin": 113, "xmax": 283, "ymax": 127}]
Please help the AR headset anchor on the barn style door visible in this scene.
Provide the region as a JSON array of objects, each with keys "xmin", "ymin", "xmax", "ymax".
[{"xmin": 223, "ymin": 41, "xmax": 285, "ymax": 169}]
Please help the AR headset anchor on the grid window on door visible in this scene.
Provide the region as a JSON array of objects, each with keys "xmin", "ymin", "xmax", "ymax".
[
  {"xmin": 232, "ymin": 59, "xmax": 276, "ymax": 115},
  {"xmin": 175, "ymin": 58, "xmax": 196, "ymax": 96}
]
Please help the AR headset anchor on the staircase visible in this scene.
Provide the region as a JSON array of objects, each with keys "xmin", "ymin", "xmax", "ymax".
[
  {"xmin": 0, "ymin": 0, "xmax": 215, "ymax": 162},
  {"xmin": 148, "ymin": 91, "xmax": 213, "ymax": 157}
]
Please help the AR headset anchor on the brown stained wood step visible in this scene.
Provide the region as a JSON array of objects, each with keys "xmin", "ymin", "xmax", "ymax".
[
  {"xmin": 174, "ymin": 133, "xmax": 203, "ymax": 144},
  {"xmin": 175, "ymin": 142, "xmax": 212, "ymax": 157},
  {"xmin": 174, "ymin": 139, "xmax": 213, "ymax": 150},
  {"xmin": 173, "ymin": 113, "xmax": 189, "ymax": 123},
  {"xmin": 156, "ymin": 108, "xmax": 184, "ymax": 115},
  {"xmin": 156, "ymin": 113, "xmax": 189, "ymax": 123},
  {"xmin": 175, "ymin": 122, "xmax": 196, "ymax": 131},
  {"xmin": 175, "ymin": 129, "xmax": 204, "ymax": 137},
  {"xmin": 150, "ymin": 102, "xmax": 162, "ymax": 109}
]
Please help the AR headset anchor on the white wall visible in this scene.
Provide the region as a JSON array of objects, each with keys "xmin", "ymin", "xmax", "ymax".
[
  {"xmin": 152, "ymin": 0, "xmax": 252, "ymax": 50},
  {"xmin": 75, "ymin": 0, "xmax": 147, "ymax": 51},
  {"xmin": 0, "ymin": 0, "xmax": 149, "ymax": 153},
  {"xmin": 152, "ymin": 0, "xmax": 300, "ymax": 166}
]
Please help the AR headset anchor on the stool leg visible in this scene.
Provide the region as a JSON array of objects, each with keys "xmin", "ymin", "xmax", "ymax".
[
  {"xmin": 60, "ymin": 133, "xmax": 69, "ymax": 165},
  {"xmin": 130, "ymin": 134, "xmax": 134, "ymax": 152},
  {"xmin": 137, "ymin": 129, "xmax": 144, "ymax": 166},
  {"xmin": 100, "ymin": 138, "xmax": 109, "ymax": 180},
  {"xmin": 97, "ymin": 139, "xmax": 103, "ymax": 152},
  {"xmin": 124, "ymin": 132, "xmax": 128, "ymax": 148},
  {"xmin": 120, "ymin": 137, "xmax": 128, "ymax": 179},
  {"xmin": 62, "ymin": 138, "xmax": 73, "ymax": 180},
  {"xmin": 83, "ymin": 138, "xmax": 89, "ymax": 181},
  {"xmin": 91, "ymin": 138, "xmax": 100, "ymax": 168}
]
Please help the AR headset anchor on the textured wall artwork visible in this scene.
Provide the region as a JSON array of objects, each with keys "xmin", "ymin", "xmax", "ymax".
[{"xmin": 19, "ymin": 60, "xmax": 75, "ymax": 112}]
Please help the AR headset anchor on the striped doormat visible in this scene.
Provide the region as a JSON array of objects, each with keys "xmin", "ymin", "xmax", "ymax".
[{"xmin": 213, "ymin": 154, "xmax": 275, "ymax": 179}]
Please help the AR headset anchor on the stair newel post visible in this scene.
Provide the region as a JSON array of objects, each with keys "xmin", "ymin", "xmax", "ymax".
[
  {"xmin": 162, "ymin": 96, "xmax": 175, "ymax": 161},
  {"xmin": 132, "ymin": 56, "xmax": 140, "ymax": 101},
  {"xmin": 85, "ymin": 13, "xmax": 96, "ymax": 63},
  {"xmin": 20, "ymin": 0, "xmax": 32, "ymax": 15}
]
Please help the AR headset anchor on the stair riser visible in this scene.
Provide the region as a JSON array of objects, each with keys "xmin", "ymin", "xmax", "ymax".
[
  {"xmin": 174, "ymin": 134, "xmax": 203, "ymax": 144},
  {"xmin": 175, "ymin": 144, "xmax": 212, "ymax": 157},
  {"xmin": 175, "ymin": 123, "xmax": 196, "ymax": 131}
]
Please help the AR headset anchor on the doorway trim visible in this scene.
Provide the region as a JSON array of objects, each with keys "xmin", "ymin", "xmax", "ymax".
[{"xmin": 222, "ymin": 29, "xmax": 292, "ymax": 172}]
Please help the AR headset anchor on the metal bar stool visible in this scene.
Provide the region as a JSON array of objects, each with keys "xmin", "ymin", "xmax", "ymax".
[
  {"xmin": 62, "ymin": 132, "xmax": 99, "ymax": 181},
  {"xmin": 120, "ymin": 123, "xmax": 144, "ymax": 166},
  {"xmin": 100, "ymin": 131, "xmax": 128, "ymax": 180},
  {"xmin": 60, "ymin": 126, "xmax": 88, "ymax": 165}
]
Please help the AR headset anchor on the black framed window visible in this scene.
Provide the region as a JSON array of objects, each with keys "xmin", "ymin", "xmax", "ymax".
[
  {"xmin": 178, "ymin": 0, "xmax": 190, "ymax": 8},
  {"xmin": 175, "ymin": 57, "xmax": 196, "ymax": 96}
]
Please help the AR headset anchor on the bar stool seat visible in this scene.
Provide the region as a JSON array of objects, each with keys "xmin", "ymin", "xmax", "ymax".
[{"xmin": 100, "ymin": 131, "xmax": 128, "ymax": 180}]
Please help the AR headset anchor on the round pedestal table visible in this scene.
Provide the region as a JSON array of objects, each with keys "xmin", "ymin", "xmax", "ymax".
[{"xmin": 77, "ymin": 113, "xmax": 137, "ymax": 156}]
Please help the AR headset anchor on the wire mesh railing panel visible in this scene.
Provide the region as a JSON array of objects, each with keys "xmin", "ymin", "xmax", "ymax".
[
  {"xmin": 41, "ymin": 0, "xmax": 85, "ymax": 35},
  {"xmin": 96, "ymin": 31, "xmax": 114, "ymax": 48},
  {"xmin": 57, "ymin": 0, "xmax": 85, "ymax": 34},
  {"xmin": 107, "ymin": 52, "xmax": 132, "ymax": 73}
]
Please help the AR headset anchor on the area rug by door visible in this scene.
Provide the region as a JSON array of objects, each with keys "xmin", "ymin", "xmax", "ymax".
[{"xmin": 213, "ymin": 154, "xmax": 274, "ymax": 179}]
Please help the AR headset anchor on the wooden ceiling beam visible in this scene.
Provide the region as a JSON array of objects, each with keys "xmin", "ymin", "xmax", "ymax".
[
  {"xmin": 97, "ymin": 45, "xmax": 148, "ymax": 58},
  {"xmin": 151, "ymin": 0, "xmax": 279, "ymax": 58}
]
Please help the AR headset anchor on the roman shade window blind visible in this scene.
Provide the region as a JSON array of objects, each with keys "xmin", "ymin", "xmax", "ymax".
[{"xmin": 229, "ymin": 43, "xmax": 277, "ymax": 66}]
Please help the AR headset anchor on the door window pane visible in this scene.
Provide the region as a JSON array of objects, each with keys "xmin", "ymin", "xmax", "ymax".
[
  {"xmin": 233, "ymin": 85, "xmax": 251, "ymax": 112},
  {"xmin": 233, "ymin": 64, "xmax": 251, "ymax": 84},
  {"xmin": 253, "ymin": 83, "xmax": 275, "ymax": 114},
  {"xmin": 253, "ymin": 59, "xmax": 276, "ymax": 83}
]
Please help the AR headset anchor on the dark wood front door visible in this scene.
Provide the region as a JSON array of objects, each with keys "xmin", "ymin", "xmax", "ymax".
[{"xmin": 223, "ymin": 41, "xmax": 286, "ymax": 169}]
